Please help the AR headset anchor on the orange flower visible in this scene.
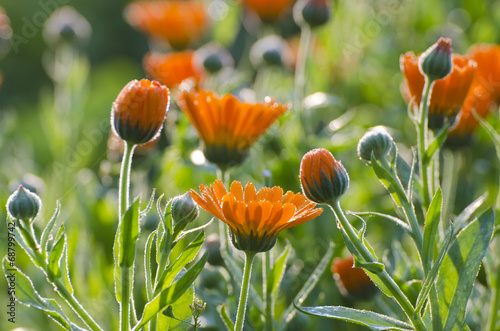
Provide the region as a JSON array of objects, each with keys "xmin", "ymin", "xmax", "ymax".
[
  {"xmin": 124, "ymin": 0, "xmax": 208, "ymax": 49},
  {"xmin": 111, "ymin": 79, "xmax": 170, "ymax": 145},
  {"xmin": 331, "ymin": 255, "xmax": 376, "ymax": 300},
  {"xmin": 449, "ymin": 45, "xmax": 500, "ymax": 138},
  {"xmin": 300, "ymin": 148, "xmax": 349, "ymax": 204},
  {"xmin": 190, "ymin": 180, "xmax": 323, "ymax": 252},
  {"xmin": 400, "ymin": 52, "xmax": 476, "ymax": 129},
  {"xmin": 177, "ymin": 88, "xmax": 289, "ymax": 169},
  {"xmin": 241, "ymin": 0, "xmax": 294, "ymax": 22},
  {"xmin": 143, "ymin": 51, "xmax": 202, "ymax": 89}
]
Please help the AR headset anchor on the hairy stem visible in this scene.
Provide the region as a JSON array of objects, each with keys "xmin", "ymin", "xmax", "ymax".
[{"xmin": 234, "ymin": 252, "xmax": 256, "ymax": 331}]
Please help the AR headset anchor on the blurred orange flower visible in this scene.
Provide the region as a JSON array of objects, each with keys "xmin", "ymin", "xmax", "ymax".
[
  {"xmin": 177, "ymin": 88, "xmax": 289, "ymax": 169},
  {"xmin": 400, "ymin": 52, "xmax": 475, "ymax": 129},
  {"xmin": 111, "ymin": 79, "xmax": 170, "ymax": 145},
  {"xmin": 449, "ymin": 45, "xmax": 500, "ymax": 137},
  {"xmin": 143, "ymin": 51, "xmax": 202, "ymax": 89},
  {"xmin": 124, "ymin": 0, "xmax": 209, "ymax": 49},
  {"xmin": 190, "ymin": 180, "xmax": 323, "ymax": 252},
  {"xmin": 331, "ymin": 255, "xmax": 376, "ymax": 300},
  {"xmin": 241, "ymin": 0, "xmax": 294, "ymax": 22}
]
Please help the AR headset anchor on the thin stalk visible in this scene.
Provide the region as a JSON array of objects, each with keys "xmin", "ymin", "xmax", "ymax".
[
  {"xmin": 488, "ymin": 255, "xmax": 500, "ymax": 331},
  {"xmin": 118, "ymin": 142, "xmax": 136, "ymax": 331},
  {"xmin": 234, "ymin": 252, "xmax": 256, "ymax": 331},
  {"xmin": 263, "ymin": 250, "xmax": 273, "ymax": 331},
  {"xmin": 417, "ymin": 78, "xmax": 435, "ymax": 207},
  {"xmin": 330, "ymin": 201, "xmax": 427, "ymax": 331},
  {"xmin": 294, "ymin": 25, "xmax": 312, "ymax": 134},
  {"xmin": 216, "ymin": 167, "xmax": 231, "ymax": 249}
]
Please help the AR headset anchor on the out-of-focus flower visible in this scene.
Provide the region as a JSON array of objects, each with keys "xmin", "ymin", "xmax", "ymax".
[
  {"xmin": 124, "ymin": 0, "xmax": 209, "ymax": 49},
  {"xmin": 249, "ymin": 35, "xmax": 294, "ymax": 69},
  {"xmin": 177, "ymin": 88, "xmax": 289, "ymax": 169},
  {"xmin": 0, "ymin": 6, "xmax": 12, "ymax": 57},
  {"xmin": 241, "ymin": 0, "xmax": 294, "ymax": 22},
  {"xmin": 111, "ymin": 79, "xmax": 170, "ymax": 145},
  {"xmin": 357, "ymin": 126, "xmax": 395, "ymax": 164},
  {"xmin": 143, "ymin": 51, "xmax": 203, "ymax": 89},
  {"xmin": 448, "ymin": 44, "xmax": 500, "ymax": 141},
  {"xmin": 419, "ymin": 37, "xmax": 453, "ymax": 81},
  {"xmin": 300, "ymin": 148, "xmax": 349, "ymax": 204},
  {"xmin": 193, "ymin": 42, "xmax": 234, "ymax": 75},
  {"xmin": 400, "ymin": 52, "xmax": 475, "ymax": 129},
  {"xmin": 331, "ymin": 255, "xmax": 376, "ymax": 300},
  {"xmin": 294, "ymin": 0, "xmax": 331, "ymax": 28},
  {"xmin": 7, "ymin": 186, "xmax": 42, "ymax": 222},
  {"xmin": 43, "ymin": 6, "xmax": 92, "ymax": 47},
  {"xmin": 190, "ymin": 180, "xmax": 323, "ymax": 252}
]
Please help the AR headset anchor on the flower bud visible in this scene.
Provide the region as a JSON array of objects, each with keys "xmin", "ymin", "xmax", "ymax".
[
  {"xmin": 357, "ymin": 126, "xmax": 395, "ymax": 163},
  {"xmin": 194, "ymin": 42, "xmax": 234, "ymax": 75},
  {"xmin": 111, "ymin": 79, "xmax": 170, "ymax": 145},
  {"xmin": 419, "ymin": 37, "xmax": 453, "ymax": 81},
  {"xmin": 299, "ymin": 148, "xmax": 349, "ymax": 204},
  {"xmin": 6, "ymin": 186, "xmax": 42, "ymax": 221},
  {"xmin": 43, "ymin": 6, "xmax": 91, "ymax": 47},
  {"xmin": 293, "ymin": 0, "xmax": 331, "ymax": 29},
  {"xmin": 331, "ymin": 255, "xmax": 377, "ymax": 301},
  {"xmin": 249, "ymin": 35, "xmax": 293, "ymax": 69},
  {"xmin": 171, "ymin": 192, "xmax": 199, "ymax": 227}
]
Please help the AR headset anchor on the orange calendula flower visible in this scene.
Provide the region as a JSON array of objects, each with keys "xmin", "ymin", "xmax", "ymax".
[
  {"xmin": 448, "ymin": 44, "xmax": 500, "ymax": 140},
  {"xmin": 300, "ymin": 148, "xmax": 349, "ymax": 204},
  {"xmin": 111, "ymin": 79, "xmax": 170, "ymax": 145},
  {"xmin": 400, "ymin": 52, "xmax": 476, "ymax": 129},
  {"xmin": 331, "ymin": 255, "xmax": 376, "ymax": 301},
  {"xmin": 241, "ymin": 0, "xmax": 294, "ymax": 22},
  {"xmin": 124, "ymin": 0, "xmax": 208, "ymax": 49},
  {"xmin": 143, "ymin": 51, "xmax": 202, "ymax": 89},
  {"xmin": 190, "ymin": 180, "xmax": 323, "ymax": 252},
  {"xmin": 177, "ymin": 89, "xmax": 289, "ymax": 169}
]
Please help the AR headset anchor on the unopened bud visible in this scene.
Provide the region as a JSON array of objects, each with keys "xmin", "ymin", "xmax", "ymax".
[
  {"xmin": 357, "ymin": 126, "xmax": 395, "ymax": 164},
  {"xmin": 294, "ymin": 0, "xmax": 331, "ymax": 29},
  {"xmin": 171, "ymin": 192, "xmax": 199, "ymax": 227},
  {"xmin": 6, "ymin": 186, "xmax": 42, "ymax": 221},
  {"xmin": 419, "ymin": 37, "xmax": 453, "ymax": 81},
  {"xmin": 249, "ymin": 35, "xmax": 293, "ymax": 69}
]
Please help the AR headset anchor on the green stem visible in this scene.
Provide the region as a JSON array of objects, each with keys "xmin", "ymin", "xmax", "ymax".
[
  {"xmin": 118, "ymin": 142, "xmax": 136, "ymax": 331},
  {"xmin": 234, "ymin": 251, "xmax": 256, "ymax": 331},
  {"xmin": 417, "ymin": 78, "xmax": 435, "ymax": 207},
  {"xmin": 330, "ymin": 201, "xmax": 427, "ymax": 331},
  {"xmin": 263, "ymin": 250, "xmax": 273, "ymax": 331},
  {"xmin": 442, "ymin": 150, "xmax": 458, "ymax": 236},
  {"xmin": 488, "ymin": 239, "xmax": 500, "ymax": 331},
  {"xmin": 294, "ymin": 25, "xmax": 312, "ymax": 134}
]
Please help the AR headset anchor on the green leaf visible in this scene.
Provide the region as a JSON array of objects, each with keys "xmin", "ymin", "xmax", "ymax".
[
  {"xmin": 278, "ymin": 242, "xmax": 334, "ymax": 329},
  {"xmin": 41, "ymin": 201, "xmax": 61, "ymax": 257},
  {"xmin": 422, "ymin": 123, "xmax": 449, "ymax": 166},
  {"xmin": 267, "ymin": 245, "xmax": 290, "ymax": 299},
  {"xmin": 144, "ymin": 230, "xmax": 157, "ymax": 301},
  {"xmin": 423, "ymin": 188, "xmax": 442, "ymax": 270},
  {"xmin": 48, "ymin": 225, "xmax": 66, "ymax": 280},
  {"xmin": 2, "ymin": 258, "xmax": 86, "ymax": 330},
  {"xmin": 172, "ymin": 218, "xmax": 214, "ymax": 246},
  {"xmin": 157, "ymin": 286, "xmax": 193, "ymax": 330},
  {"xmin": 370, "ymin": 154, "xmax": 405, "ymax": 206},
  {"xmin": 452, "ymin": 194, "xmax": 487, "ymax": 236},
  {"xmin": 348, "ymin": 211, "xmax": 411, "ymax": 234},
  {"xmin": 140, "ymin": 189, "xmax": 156, "ymax": 220},
  {"xmin": 119, "ymin": 198, "xmax": 141, "ymax": 267},
  {"xmin": 218, "ymin": 304, "xmax": 234, "ymax": 330},
  {"xmin": 133, "ymin": 252, "xmax": 208, "ymax": 330},
  {"xmin": 436, "ymin": 208, "xmax": 494, "ymax": 330},
  {"xmin": 296, "ymin": 305, "xmax": 413, "ymax": 330}
]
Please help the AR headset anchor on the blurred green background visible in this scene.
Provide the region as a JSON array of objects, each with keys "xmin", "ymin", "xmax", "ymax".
[{"xmin": 1, "ymin": 0, "xmax": 500, "ymax": 330}]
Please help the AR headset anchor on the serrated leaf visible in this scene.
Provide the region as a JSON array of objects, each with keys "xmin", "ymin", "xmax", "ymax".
[
  {"xmin": 133, "ymin": 252, "xmax": 208, "ymax": 330},
  {"xmin": 422, "ymin": 123, "xmax": 449, "ymax": 166},
  {"xmin": 2, "ymin": 258, "xmax": 86, "ymax": 330},
  {"xmin": 436, "ymin": 208, "xmax": 494, "ymax": 330},
  {"xmin": 423, "ymin": 188, "xmax": 442, "ymax": 271},
  {"xmin": 41, "ymin": 201, "xmax": 61, "ymax": 257},
  {"xmin": 140, "ymin": 189, "xmax": 156, "ymax": 220},
  {"xmin": 296, "ymin": 305, "xmax": 413, "ymax": 330},
  {"xmin": 267, "ymin": 245, "xmax": 290, "ymax": 299},
  {"xmin": 48, "ymin": 225, "xmax": 66, "ymax": 280}
]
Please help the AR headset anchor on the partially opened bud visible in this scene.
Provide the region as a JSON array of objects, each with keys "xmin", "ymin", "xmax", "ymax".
[
  {"xmin": 357, "ymin": 126, "xmax": 395, "ymax": 164},
  {"xmin": 419, "ymin": 37, "xmax": 453, "ymax": 81},
  {"xmin": 7, "ymin": 185, "xmax": 42, "ymax": 222},
  {"xmin": 300, "ymin": 148, "xmax": 349, "ymax": 204},
  {"xmin": 293, "ymin": 0, "xmax": 331, "ymax": 29},
  {"xmin": 171, "ymin": 192, "xmax": 199, "ymax": 227},
  {"xmin": 111, "ymin": 79, "xmax": 170, "ymax": 145},
  {"xmin": 332, "ymin": 255, "xmax": 377, "ymax": 300}
]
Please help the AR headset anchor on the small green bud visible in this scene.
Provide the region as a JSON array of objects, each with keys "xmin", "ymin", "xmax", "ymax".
[
  {"xmin": 171, "ymin": 192, "xmax": 199, "ymax": 227},
  {"xmin": 249, "ymin": 35, "xmax": 293, "ymax": 69},
  {"xmin": 418, "ymin": 37, "xmax": 453, "ymax": 81},
  {"xmin": 294, "ymin": 0, "xmax": 331, "ymax": 29},
  {"xmin": 6, "ymin": 185, "xmax": 42, "ymax": 221},
  {"xmin": 357, "ymin": 126, "xmax": 396, "ymax": 163}
]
